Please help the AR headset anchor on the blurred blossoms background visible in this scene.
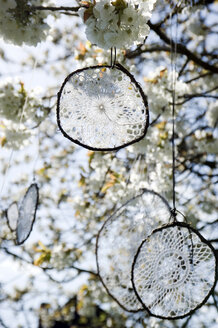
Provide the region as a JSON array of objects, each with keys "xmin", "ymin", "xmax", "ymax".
[{"xmin": 0, "ymin": 0, "xmax": 217, "ymax": 327}]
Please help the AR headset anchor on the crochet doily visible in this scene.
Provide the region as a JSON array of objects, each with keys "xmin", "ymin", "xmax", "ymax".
[
  {"xmin": 16, "ymin": 183, "xmax": 39, "ymax": 245},
  {"xmin": 57, "ymin": 64, "xmax": 148, "ymax": 151},
  {"xmin": 131, "ymin": 222, "xmax": 217, "ymax": 319},
  {"xmin": 6, "ymin": 202, "xmax": 19, "ymax": 231},
  {"xmin": 96, "ymin": 189, "xmax": 171, "ymax": 312}
]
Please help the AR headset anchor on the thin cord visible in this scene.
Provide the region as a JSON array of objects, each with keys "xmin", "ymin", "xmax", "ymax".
[
  {"xmin": 170, "ymin": 1, "xmax": 194, "ymax": 263},
  {"xmin": 170, "ymin": 4, "xmax": 178, "ymax": 216}
]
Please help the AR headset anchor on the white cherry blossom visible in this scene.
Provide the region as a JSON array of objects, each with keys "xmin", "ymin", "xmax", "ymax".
[{"xmin": 79, "ymin": 0, "xmax": 157, "ymax": 49}]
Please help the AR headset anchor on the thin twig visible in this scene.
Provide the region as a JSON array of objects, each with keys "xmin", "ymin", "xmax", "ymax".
[
  {"xmin": 0, "ymin": 317, "xmax": 9, "ymax": 328},
  {"xmin": 31, "ymin": 6, "xmax": 81, "ymax": 12},
  {"xmin": 69, "ymin": 265, "xmax": 98, "ymax": 276},
  {"xmin": 178, "ymin": 58, "xmax": 189, "ymax": 77},
  {"xmin": 126, "ymin": 45, "xmax": 171, "ymax": 59},
  {"xmin": 185, "ymin": 72, "xmax": 215, "ymax": 83},
  {"xmin": 2, "ymin": 248, "xmax": 32, "ymax": 264}
]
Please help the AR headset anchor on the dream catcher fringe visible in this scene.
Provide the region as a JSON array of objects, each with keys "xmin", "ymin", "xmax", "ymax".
[
  {"xmin": 57, "ymin": 52, "xmax": 149, "ymax": 151},
  {"xmin": 6, "ymin": 183, "xmax": 39, "ymax": 245}
]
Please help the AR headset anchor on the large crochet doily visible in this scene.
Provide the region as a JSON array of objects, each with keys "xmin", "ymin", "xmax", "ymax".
[
  {"xmin": 57, "ymin": 64, "xmax": 148, "ymax": 151},
  {"xmin": 16, "ymin": 183, "xmax": 39, "ymax": 245},
  {"xmin": 96, "ymin": 189, "xmax": 171, "ymax": 312},
  {"xmin": 131, "ymin": 222, "xmax": 217, "ymax": 319}
]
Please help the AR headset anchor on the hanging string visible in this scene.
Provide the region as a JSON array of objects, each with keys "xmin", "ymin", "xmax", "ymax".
[
  {"xmin": 170, "ymin": 1, "xmax": 194, "ymax": 265},
  {"xmin": 170, "ymin": 2, "xmax": 178, "ymax": 218}
]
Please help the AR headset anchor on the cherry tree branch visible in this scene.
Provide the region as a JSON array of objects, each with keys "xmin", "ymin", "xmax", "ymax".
[
  {"xmin": 0, "ymin": 318, "xmax": 9, "ymax": 328},
  {"xmin": 1, "ymin": 248, "xmax": 97, "ymax": 277},
  {"xmin": 126, "ymin": 45, "xmax": 171, "ymax": 58},
  {"xmin": 175, "ymin": 86, "xmax": 218, "ymax": 105},
  {"xmin": 30, "ymin": 5, "xmax": 218, "ymax": 73},
  {"xmin": 185, "ymin": 72, "xmax": 214, "ymax": 83},
  {"xmin": 148, "ymin": 22, "xmax": 218, "ymax": 74}
]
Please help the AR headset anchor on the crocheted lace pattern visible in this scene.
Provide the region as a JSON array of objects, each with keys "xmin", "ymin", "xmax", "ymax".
[
  {"xmin": 132, "ymin": 222, "xmax": 217, "ymax": 319},
  {"xmin": 16, "ymin": 184, "xmax": 39, "ymax": 245},
  {"xmin": 96, "ymin": 190, "xmax": 171, "ymax": 312},
  {"xmin": 57, "ymin": 64, "xmax": 148, "ymax": 151}
]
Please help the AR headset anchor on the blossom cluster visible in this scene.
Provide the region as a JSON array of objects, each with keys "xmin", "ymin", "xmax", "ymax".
[
  {"xmin": 206, "ymin": 100, "xmax": 218, "ymax": 128},
  {"xmin": 144, "ymin": 67, "xmax": 190, "ymax": 119},
  {"xmin": 49, "ymin": 244, "xmax": 75, "ymax": 270},
  {"xmin": 0, "ymin": 78, "xmax": 48, "ymax": 149},
  {"xmin": 194, "ymin": 129, "xmax": 218, "ymax": 155},
  {"xmin": 0, "ymin": 0, "xmax": 53, "ymax": 46},
  {"xmin": 79, "ymin": 0, "xmax": 157, "ymax": 49},
  {"xmin": 183, "ymin": 5, "xmax": 207, "ymax": 38},
  {"xmin": 74, "ymin": 41, "xmax": 125, "ymax": 67},
  {"xmin": 128, "ymin": 126, "xmax": 173, "ymax": 194}
]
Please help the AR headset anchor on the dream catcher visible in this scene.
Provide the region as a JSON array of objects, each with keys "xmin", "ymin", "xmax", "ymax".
[
  {"xmin": 96, "ymin": 189, "xmax": 171, "ymax": 312},
  {"xmin": 131, "ymin": 222, "xmax": 217, "ymax": 319},
  {"xmin": 57, "ymin": 49, "xmax": 149, "ymax": 151},
  {"xmin": 6, "ymin": 183, "xmax": 39, "ymax": 245}
]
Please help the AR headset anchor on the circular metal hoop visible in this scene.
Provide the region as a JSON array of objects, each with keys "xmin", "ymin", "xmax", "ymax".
[
  {"xmin": 96, "ymin": 189, "xmax": 171, "ymax": 312},
  {"xmin": 57, "ymin": 64, "xmax": 149, "ymax": 151},
  {"xmin": 131, "ymin": 221, "xmax": 217, "ymax": 320}
]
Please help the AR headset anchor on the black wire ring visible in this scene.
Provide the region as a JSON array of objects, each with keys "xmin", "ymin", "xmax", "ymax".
[
  {"xmin": 57, "ymin": 63, "xmax": 149, "ymax": 151},
  {"xmin": 131, "ymin": 222, "xmax": 217, "ymax": 320},
  {"xmin": 96, "ymin": 188, "xmax": 172, "ymax": 312}
]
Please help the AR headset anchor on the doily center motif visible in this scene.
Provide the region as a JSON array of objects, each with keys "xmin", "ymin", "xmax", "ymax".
[{"xmin": 155, "ymin": 249, "xmax": 189, "ymax": 288}]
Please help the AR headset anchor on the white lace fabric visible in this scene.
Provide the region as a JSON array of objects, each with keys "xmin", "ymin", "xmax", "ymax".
[
  {"xmin": 16, "ymin": 184, "xmax": 39, "ymax": 245},
  {"xmin": 132, "ymin": 224, "xmax": 216, "ymax": 319},
  {"xmin": 58, "ymin": 66, "xmax": 148, "ymax": 150},
  {"xmin": 6, "ymin": 202, "xmax": 19, "ymax": 231},
  {"xmin": 96, "ymin": 190, "xmax": 171, "ymax": 312}
]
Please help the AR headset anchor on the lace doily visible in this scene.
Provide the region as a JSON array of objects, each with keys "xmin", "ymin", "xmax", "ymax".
[
  {"xmin": 16, "ymin": 183, "xmax": 39, "ymax": 245},
  {"xmin": 6, "ymin": 201, "xmax": 19, "ymax": 231},
  {"xmin": 57, "ymin": 64, "xmax": 149, "ymax": 151},
  {"xmin": 131, "ymin": 222, "xmax": 217, "ymax": 319},
  {"xmin": 96, "ymin": 189, "xmax": 171, "ymax": 312}
]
